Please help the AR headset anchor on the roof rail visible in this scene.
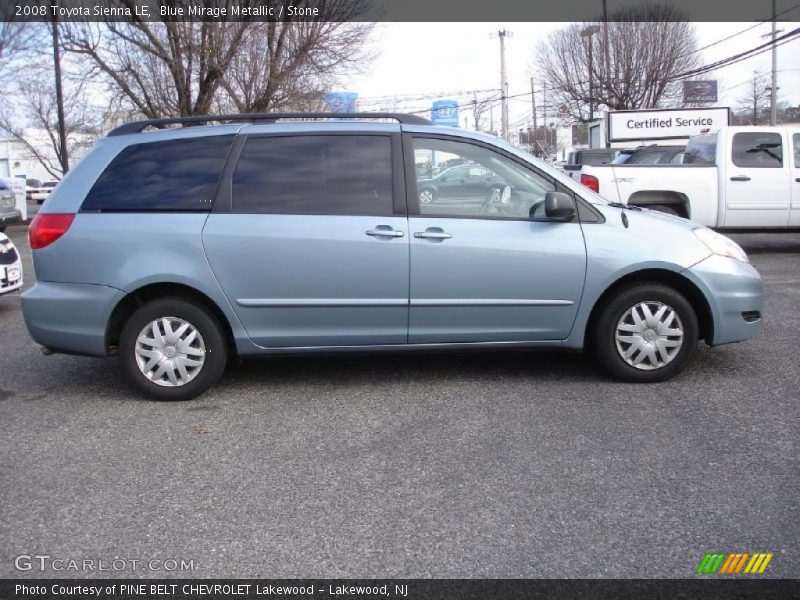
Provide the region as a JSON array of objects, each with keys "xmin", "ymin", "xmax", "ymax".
[{"xmin": 107, "ymin": 112, "xmax": 431, "ymax": 136}]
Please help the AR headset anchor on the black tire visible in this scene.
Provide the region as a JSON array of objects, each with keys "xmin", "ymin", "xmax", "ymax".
[
  {"xmin": 648, "ymin": 204, "xmax": 680, "ymax": 217},
  {"xmin": 0, "ymin": 225, "xmax": 5, "ymax": 233},
  {"xmin": 591, "ymin": 282, "xmax": 698, "ymax": 383},
  {"xmin": 119, "ymin": 297, "xmax": 228, "ymax": 401}
]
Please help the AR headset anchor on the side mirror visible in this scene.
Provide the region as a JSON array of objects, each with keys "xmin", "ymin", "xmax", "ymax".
[{"xmin": 532, "ymin": 191, "xmax": 576, "ymax": 222}]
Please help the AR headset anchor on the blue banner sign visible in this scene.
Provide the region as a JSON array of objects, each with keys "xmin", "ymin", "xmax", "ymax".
[
  {"xmin": 325, "ymin": 91, "xmax": 358, "ymax": 113},
  {"xmin": 431, "ymin": 100, "xmax": 459, "ymax": 127}
]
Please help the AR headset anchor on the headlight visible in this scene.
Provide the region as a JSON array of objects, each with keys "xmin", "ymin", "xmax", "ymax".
[{"xmin": 693, "ymin": 228, "xmax": 749, "ymax": 263}]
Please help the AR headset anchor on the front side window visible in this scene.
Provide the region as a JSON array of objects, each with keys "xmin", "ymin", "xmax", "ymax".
[
  {"xmin": 731, "ymin": 132, "xmax": 783, "ymax": 168},
  {"xmin": 412, "ymin": 137, "xmax": 556, "ymax": 219},
  {"xmin": 82, "ymin": 135, "xmax": 233, "ymax": 211},
  {"xmin": 232, "ymin": 135, "xmax": 393, "ymax": 216}
]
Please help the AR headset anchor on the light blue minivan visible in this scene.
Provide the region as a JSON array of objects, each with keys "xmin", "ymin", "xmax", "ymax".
[{"xmin": 22, "ymin": 113, "xmax": 763, "ymax": 400}]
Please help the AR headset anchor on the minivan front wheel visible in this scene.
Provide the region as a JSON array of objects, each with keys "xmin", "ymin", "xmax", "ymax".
[
  {"xmin": 120, "ymin": 298, "xmax": 227, "ymax": 401},
  {"xmin": 592, "ymin": 283, "xmax": 698, "ymax": 382}
]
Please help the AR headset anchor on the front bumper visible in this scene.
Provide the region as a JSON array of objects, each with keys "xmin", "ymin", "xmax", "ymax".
[
  {"xmin": 684, "ymin": 254, "xmax": 764, "ymax": 346},
  {"xmin": 0, "ymin": 262, "xmax": 22, "ymax": 295},
  {"xmin": 21, "ymin": 281, "xmax": 125, "ymax": 357},
  {"xmin": 0, "ymin": 207, "xmax": 21, "ymax": 225}
]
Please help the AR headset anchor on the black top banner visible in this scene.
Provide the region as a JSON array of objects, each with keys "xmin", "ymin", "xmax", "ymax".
[
  {"xmin": 2, "ymin": 579, "xmax": 800, "ymax": 600},
  {"xmin": 2, "ymin": 0, "xmax": 799, "ymax": 22}
]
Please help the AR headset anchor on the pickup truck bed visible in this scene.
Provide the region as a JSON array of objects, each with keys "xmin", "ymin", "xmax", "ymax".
[{"xmin": 579, "ymin": 126, "xmax": 800, "ymax": 229}]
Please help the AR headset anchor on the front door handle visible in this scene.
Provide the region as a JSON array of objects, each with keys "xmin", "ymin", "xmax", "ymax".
[
  {"xmin": 414, "ymin": 230, "xmax": 453, "ymax": 240},
  {"xmin": 366, "ymin": 227, "xmax": 404, "ymax": 238},
  {"xmin": 730, "ymin": 175, "xmax": 751, "ymax": 182}
]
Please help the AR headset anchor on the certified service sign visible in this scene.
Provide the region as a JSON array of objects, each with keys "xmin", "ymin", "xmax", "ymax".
[{"xmin": 607, "ymin": 107, "xmax": 730, "ymax": 142}]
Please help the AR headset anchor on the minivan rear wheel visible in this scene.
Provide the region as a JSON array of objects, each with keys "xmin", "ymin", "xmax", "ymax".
[
  {"xmin": 592, "ymin": 283, "xmax": 698, "ymax": 382},
  {"xmin": 120, "ymin": 298, "xmax": 227, "ymax": 401}
]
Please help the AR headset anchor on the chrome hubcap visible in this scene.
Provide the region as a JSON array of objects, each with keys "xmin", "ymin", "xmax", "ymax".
[
  {"xmin": 135, "ymin": 317, "xmax": 206, "ymax": 387},
  {"xmin": 419, "ymin": 190, "xmax": 433, "ymax": 204},
  {"xmin": 615, "ymin": 301, "xmax": 684, "ymax": 371}
]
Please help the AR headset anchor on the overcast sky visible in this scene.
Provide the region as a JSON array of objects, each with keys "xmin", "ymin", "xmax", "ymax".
[{"xmin": 344, "ymin": 22, "xmax": 800, "ymax": 127}]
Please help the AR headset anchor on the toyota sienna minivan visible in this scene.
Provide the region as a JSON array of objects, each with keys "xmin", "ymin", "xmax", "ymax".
[{"xmin": 22, "ymin": 113, "xmax": 763, "ymax": 401}]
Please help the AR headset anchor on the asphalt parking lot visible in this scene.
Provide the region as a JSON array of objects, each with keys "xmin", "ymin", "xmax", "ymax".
[{"xmin": 0, "ymin": 225, "xmax": 798, "ymax": 579}]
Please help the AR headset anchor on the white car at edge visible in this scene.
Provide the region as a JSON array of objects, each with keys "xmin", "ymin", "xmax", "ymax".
[{"xmin": 0, "ymin": 232, "xmax": 23, "ymax": 297}]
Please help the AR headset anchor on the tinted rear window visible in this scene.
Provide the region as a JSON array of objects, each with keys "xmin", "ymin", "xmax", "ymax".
[
  {"xmin": 580, "ymin": 152, "xmax": 615, "ymax": 166},
  {"xmin": 82, "ymin": 135, "xmax": 234, "ymax": 212},
  {"xmin": 232, "ymin": 135, "xmax": 393, "ymax": 216}
]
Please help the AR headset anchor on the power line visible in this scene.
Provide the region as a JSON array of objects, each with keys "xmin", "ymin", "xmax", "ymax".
[
  {"xmin": 396, "ymin": 24, "xmax": 800, "ymax": 126},
  {"xmin": 674, "ymin": 2, "xmax": 800, "ymax": 61}
]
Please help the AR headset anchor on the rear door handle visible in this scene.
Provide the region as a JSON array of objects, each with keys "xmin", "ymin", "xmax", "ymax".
[
  {"xmin": 414, "ymin": 230, "xmax": 452, "ymax": 240},
  {"xmin": 730, "ymin": 176, "xmax": 751, "ymax": 182},
  {"xmin": 366, "ymin": 227, "xmax": 404, "ymax": 238}
]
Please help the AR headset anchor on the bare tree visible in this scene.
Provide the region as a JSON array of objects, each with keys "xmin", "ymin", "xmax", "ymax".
[
  {"xmin": 63, "ymin": 9, "xmax": 252, "ymax": 118},
  {"xmin": 0, "ymin": 65, "xmax": 100, "ymax": 178},
  {"xmin": 535, "ymin": 4, "xmax": 700, "ymax": 122},
  {"xmin": 469, "ymin": 94, "xmax": 497, "ymax": 132},
  {"xmin": 63, "ymin": 1, "xmax": 374, "ymax": 119},
  {"xmin": 0, "ymin": 17, "xmax": 99, "ymax": 177},
  {"xmin": 0, "ymin": 21, "xmax": 41, "ymax": 83},
  {"xmin": 219, "ymin": 17, "xmax": 372, "ymax": 113},
  {"xmin": 735, "ymin": 72, "xmax": 770, "ymax": 125}
]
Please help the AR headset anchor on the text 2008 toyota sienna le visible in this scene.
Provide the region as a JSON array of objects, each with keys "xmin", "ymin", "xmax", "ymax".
[{"xmin": 22, "ymin": 113, "xmax": 763, "ymax": 401}]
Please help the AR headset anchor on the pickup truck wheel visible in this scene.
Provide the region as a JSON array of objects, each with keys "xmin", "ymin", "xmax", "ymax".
[
  {"xmin": 592, "ymin": 283, "xmax": 698, "ymax": 383},
  {"xmin": 648, "ymin": 204, "xmax": 679, "ymax": 216},
  {"xmin": 119, "ymin": 297, "xmax": 227, "ymax": 401}
]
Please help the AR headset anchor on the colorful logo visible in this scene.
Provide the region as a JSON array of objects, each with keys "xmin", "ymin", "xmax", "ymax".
[{"xmin": 696, "ymin": 552, "xmax": 773, "ymax": 575}]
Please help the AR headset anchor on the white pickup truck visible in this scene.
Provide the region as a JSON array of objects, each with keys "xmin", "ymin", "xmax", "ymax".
[{"xmin": 579, "ymin": 126, "xmax": 800, "ymax": 229}]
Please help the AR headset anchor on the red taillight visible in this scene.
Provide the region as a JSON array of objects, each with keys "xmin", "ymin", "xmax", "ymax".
[
  {"xmin": 580, "ymin": 173, "xmax": 599, "ymax": 193},
  {"xmin": 29, "ymin": 213, "xmax": 75, "ymax": 249}
]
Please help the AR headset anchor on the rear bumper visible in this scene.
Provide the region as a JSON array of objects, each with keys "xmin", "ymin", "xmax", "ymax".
[
  {"xmin": 21, "ymin": 281, "xmax": 125, "ymax": 357},
  {"xmin": 684, "ymin": 255, "xmax": 764, "ymax": 346}
]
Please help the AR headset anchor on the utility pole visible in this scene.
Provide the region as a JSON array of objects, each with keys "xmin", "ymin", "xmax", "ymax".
[
  {"xmin": 581, "ymin": 25, "xmax": 601, "ymax": 124},
  {"xmin": 530, "ymin": 77, "xmax": 537, "ymax": 133},
  {"xmin": 602, "ymin": 0, "xmax": 611, "ymax": 103},
  {"xmin": 542, "ymin": 85, "xmax": 548, "ymax": 153},
  {"xmin": 497, "ymin": 29, "xmax": 512, "ymax": 141},
  {"xmin": 52, "ymin": 15, "xmax": 69, "ymax": 173},
  {"xmin": 770, "ymin": 0, "xmax": 778, "ymax": 125}
]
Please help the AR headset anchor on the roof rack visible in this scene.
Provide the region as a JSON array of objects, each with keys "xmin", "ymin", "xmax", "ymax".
[{"xmin": 107, "ymin": 112, "xmax": 431, "ymax": 136}]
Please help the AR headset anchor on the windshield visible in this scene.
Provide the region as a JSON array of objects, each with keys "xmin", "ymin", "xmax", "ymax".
[
  {"xmin": 612, "ymin": 153, "xmax": 632, "ymax": 165},
  {"xmin": 683, "ymin": 134, "xmax": 717, "ymax": 165}
]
